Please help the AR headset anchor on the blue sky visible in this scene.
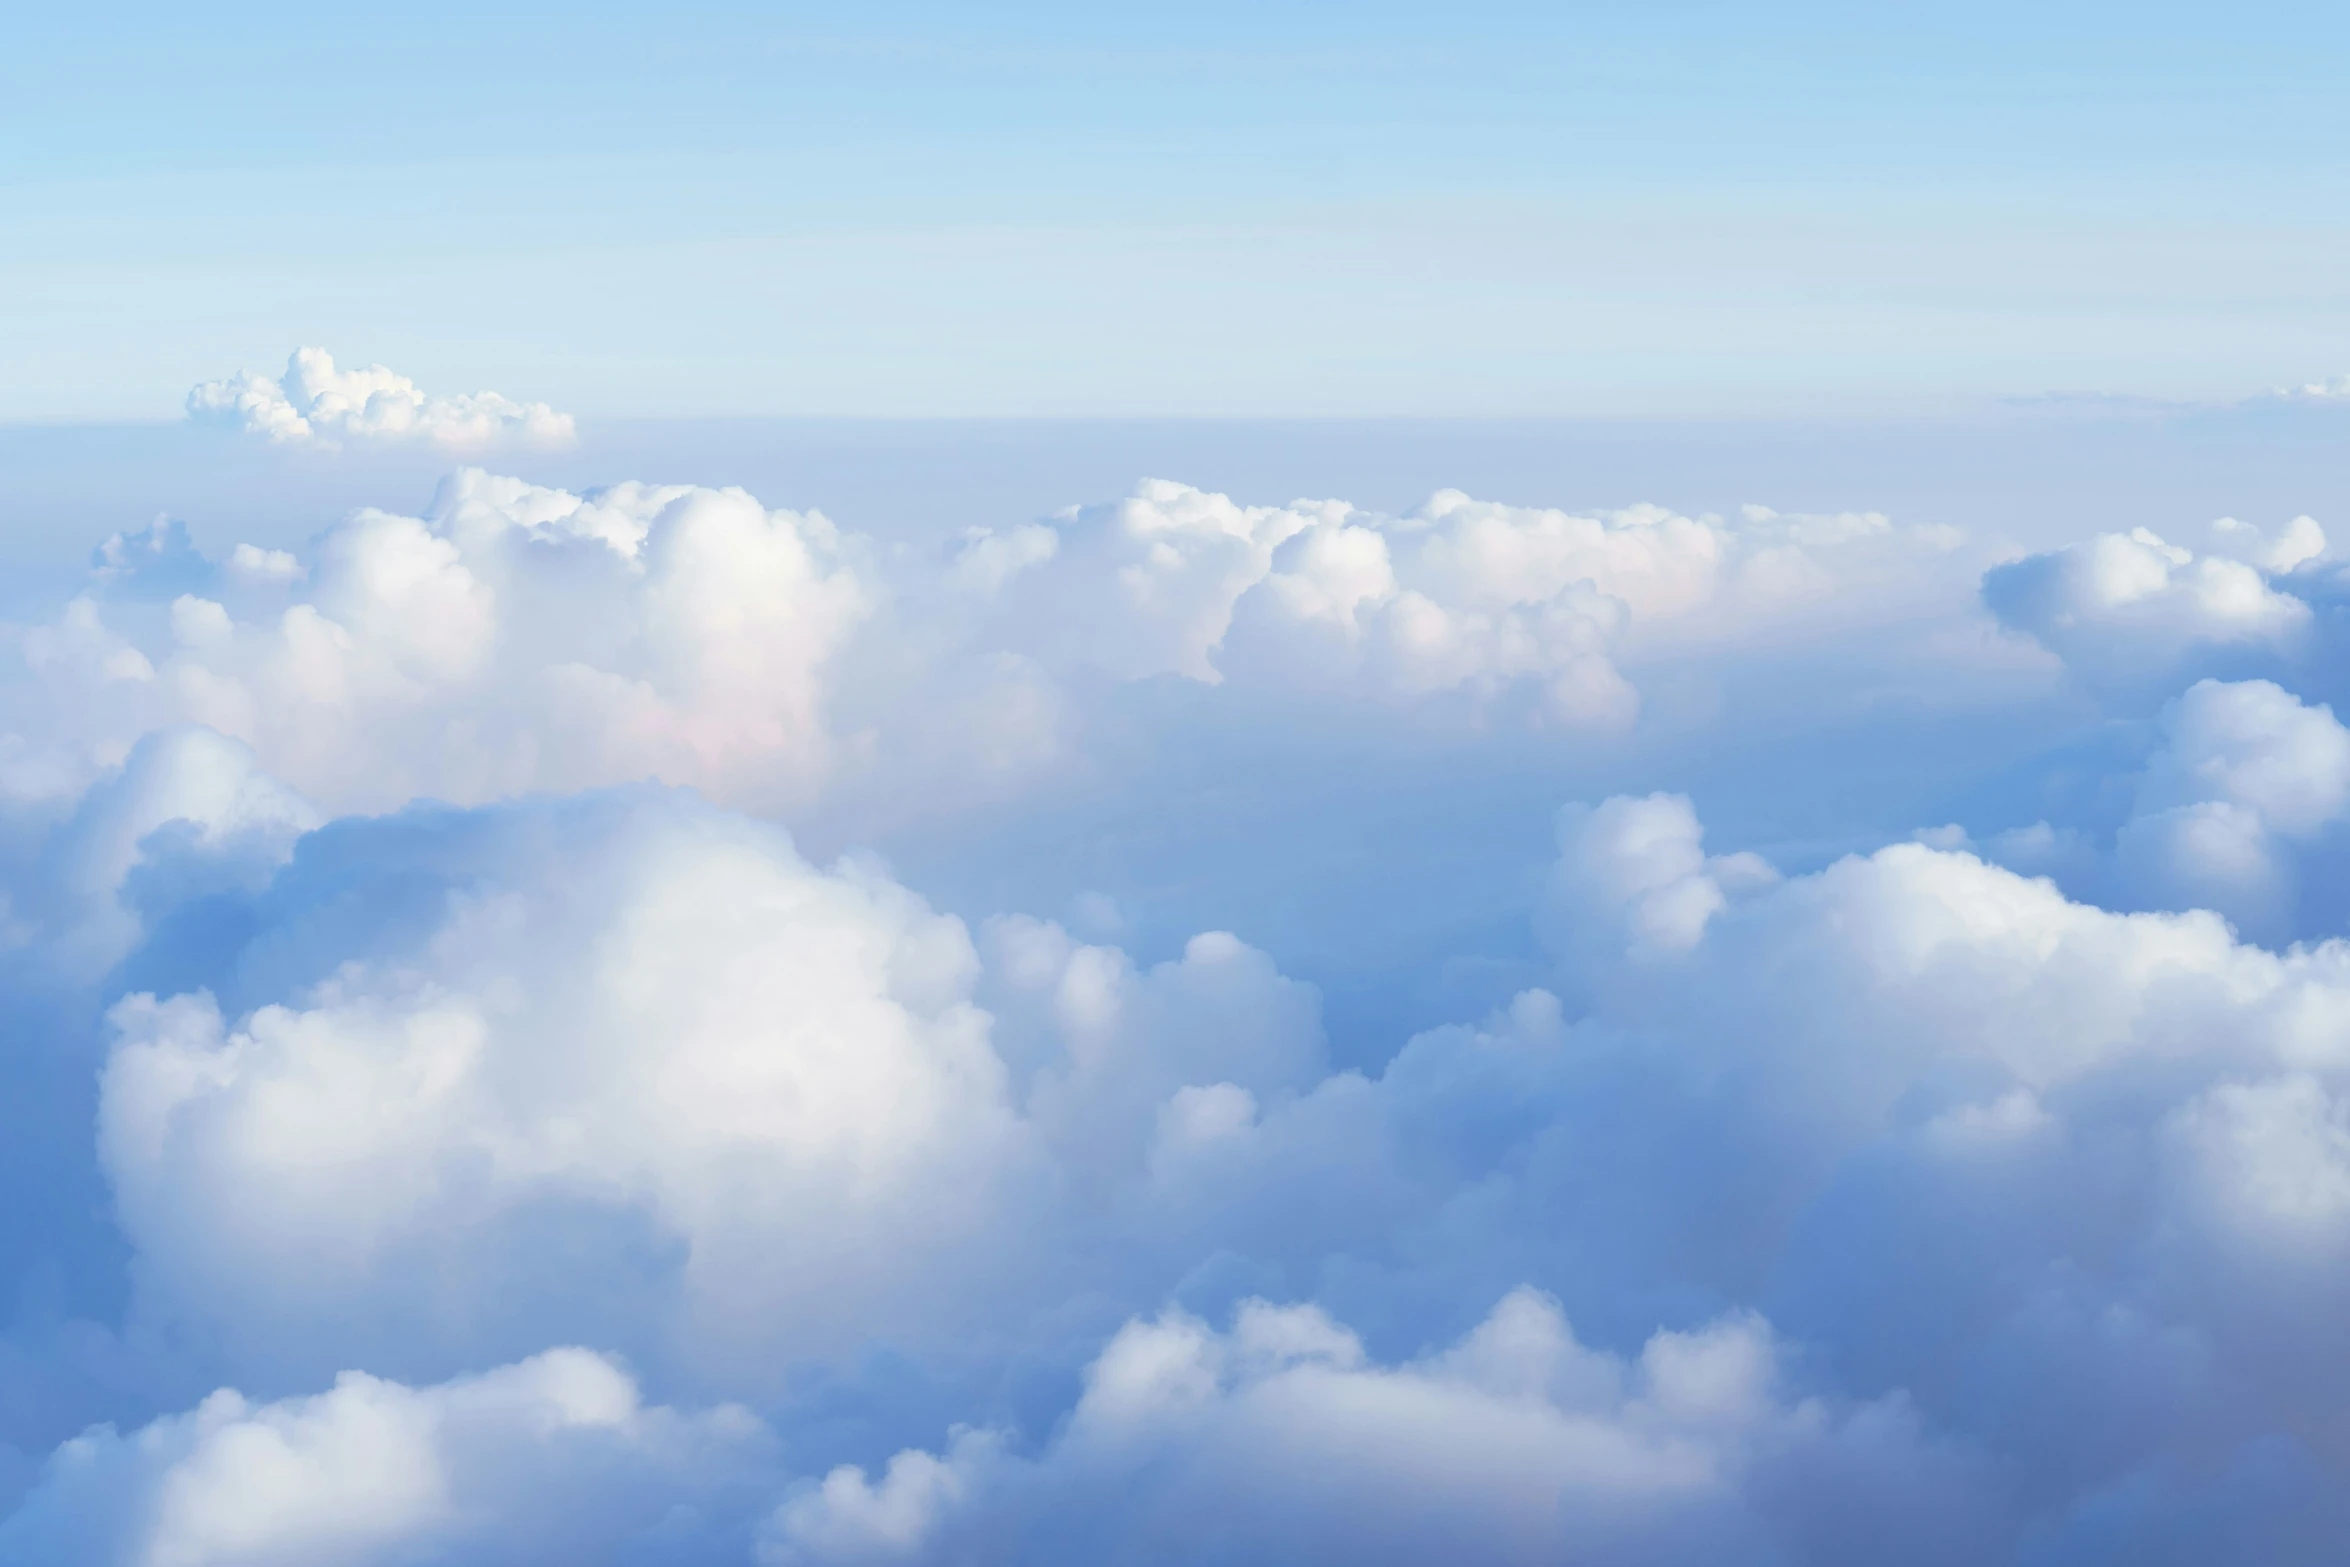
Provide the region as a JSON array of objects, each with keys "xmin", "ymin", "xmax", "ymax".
[{"xmin": 10, "ymin": 1, "xmax": 2350, "ymax": 418}]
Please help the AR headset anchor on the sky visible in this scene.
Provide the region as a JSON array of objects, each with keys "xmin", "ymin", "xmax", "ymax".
[
  {"xmin": 11, "ymin": 6, "xmax": 2350, "ymax": 1566},
  {"xmin": 9, "ymin": 1, "xmax": 2350, "ymax": 419}
]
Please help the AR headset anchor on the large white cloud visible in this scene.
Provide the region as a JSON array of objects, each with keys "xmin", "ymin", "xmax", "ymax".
[
  {"xmin": 1969, "ymin": 678, "xmax": 2350, "ymax": 941},
  {"xmin": 952, "ymin": 476, "xmax": 1652, "ymax": 723},
  {"xmin": 1981, "ymin": 524, "xmax": 2320, "ymax": 696},
  {"xmin": 968, "ymin": 481, "xmax": 1982, "ymax": 728},
  {"xmin": 97, "ymin": 788, "xmax": 1050, "ymax": 1387},
  {"xmin": 6, "ymin": 469, "xmax": 2011, "ymax": 841},
  {"xmin": 991, "ymin": 789, "xmax": 2350, "ymax": 1556},
  {"xmin": 187, "ymin": 349, "xmax": 576, "ymax": 449},
  {"xmin": 61, "ymin": 754, "xmax": 2350, "ymax": 1559},
  {"xmin": 764, "ymin": 1290, "xmax": 1994, "ymax": 1567},
  {"xmin": 87, "ymin": 775, "xmax": 1344, "ymax": 1402},
  {"xmin": 2113, "ymin": 678, "xmax": 2350, "ymax": 932},
  {"xmin": 19, "ymin": 471, "xmax": 872, "ymax": 815},
  {"xmin": 11, "ymin": 431, "xmax": 2350, "ymax": 1563}
]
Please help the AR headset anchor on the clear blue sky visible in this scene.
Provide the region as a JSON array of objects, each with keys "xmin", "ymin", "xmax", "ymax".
[{"xmin": 8, "ymin": 1, "xmax": 2350, "ymax": 419}]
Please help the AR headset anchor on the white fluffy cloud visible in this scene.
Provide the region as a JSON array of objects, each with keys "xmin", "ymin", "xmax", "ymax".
[
  {"xmin": 72, "ymin": 758, "xmax": 2350, "ymax": 1560},
  {"xmin": 11, "ymin": 434, "xmax": 2350, "ymax": 1562},
  {"xmin": 1971, "ymin": 678, "xmax": 2350, "ymax": 940},
  {"xmin": 2113, "ymin": 679, "xmax": 2350, "ymax": 929},
  {"xmin": 1981, "ymin": 524, "xmax": 2319, "ymax": 694},
  {"xmin": 765, "ymin": 1290, "xmax": 1992, "ymax": 1567},
  {"xmin": 6, "ymin": 470, "xmax": 2007, "ymax": 836},
  {"xmin": 983, "ymin": 787, "xmax": 2350, "ymax": 1552},
  {"xmin": 187, "ymin": 349, "xmax": 575, "ymax": 448},
  {"xmin": 0, "ymin": 1349, "xmax": 774, "ymax": 1565},
  {"xmin": 86, "ymin": 774, "xmax": 1345, "ymax": 1403},
  {"xmin": 17, "ymin": 471, "xmax": 871, "ymax": 814},
  {"xmin": 97, "ymin": 789, "xmax": 1047, "ymax": 1386},
  {"xmin": 32, "ymin": 726, "xmax": 317, "ymax": 975},
  {"xmin": 965, "ymin": 480, "xmax": 1978, "ymax": 727},
  {"xmin": 1539, "ymin": 792, "xmax": 1777, "ymax": 963}
]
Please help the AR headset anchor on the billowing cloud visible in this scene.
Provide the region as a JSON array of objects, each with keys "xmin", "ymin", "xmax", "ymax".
[
  {"xmin": 0, "ymin": 1350, "xmax": 776, "ymax": 1565},
  {"xmin": 4, "ymin": 433, "xmax": 2350, "ymax": 1562},
  {"xmin": 764, "ymin": 1291, "xmax": 1994, "ymax": 1567},
  {"xmin": 97, "ymin": 788, "xmax": 1050, "ymax": 1387},
  {"xmin": 16, "ymin": 471, "xmax": 872, "ymax": 814},
  {"xmin": 187, "ymin": 349, "xmax": 576, "ymax": 448},
  {"xmin": 31, "ymin": 754, "xmax": 2350, "ymax": 1561},
  {"xmin": 2112, "ymin": 678, "xmax": 2350, "ymax": 929},
  {"xmin": 6, "ymin": 471, "xmax": 2003, "ymax": 834},
  {"xmin": 1968, "ymin": 678, "xmax": 2350, "ymax": 941},
  {"xmin": 1539, "ymin": 792, "xmax": 1777, "ymax": 965},
  {"xmin": 973, "ymin": 481, "xmax": 1979, "ymax": 727},
  {"xmin": 1981, "ymin": 524, "xmax": 2320, "ymax": 696}
]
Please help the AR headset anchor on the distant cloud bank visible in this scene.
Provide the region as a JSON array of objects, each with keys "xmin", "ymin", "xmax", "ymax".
[{"xmin": 186, "ymin": 347, "xmax": 576, "ymax": 448}]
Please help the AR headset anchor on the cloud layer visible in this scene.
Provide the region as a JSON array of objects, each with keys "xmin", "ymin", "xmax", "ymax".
[{"xmin": 0, "ymin": 442, "xmax": 2347, "ymax": 1562}]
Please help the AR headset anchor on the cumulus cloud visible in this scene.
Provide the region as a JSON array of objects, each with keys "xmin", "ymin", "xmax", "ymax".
[
  {"xmin": 1970, "ymin": 678, "xmax": 2350, "ymax": 941},
  {"xmin": 1982, "ymin": 524, "xmax": 2319, "ymax": 696},
  {"xmin": 13, "ymin": 470, "xmax": 872, "ymax": 814},
  {"xmin": 963, "ymin": 480, "xmax": 1980, "ymax": 729},
  {"xmin": 764, "ymin": 1290, "xmax": 1994, "ymax": 1567},
  {"xmin": 936, "ymin": 784, "xmax": 2350, "ymax": 1546},
  {"xmin": 9, "ymin": 434, "xmax": 2350, "ymax": 1563},
  {"xmin": 187, "ymin": 349, "xmax": 575, "ymax": 448},
  {"xmin": 80, "ymin": 775, "xmax": 1349, "ymax": 1405},
  {"xmin": 37, "ymin": 751, "xmax": 2350, "ymax": 1560},
  {"xmin": 1539, "ymin": 792, "xmax": 1777, "ymax": 965},
  {"xmin": 97, "ymin": 788, "xmax": 1048, "ymax": 1387},
  {"xmin": 2113, "ymin": 679, "xmax": 2350, "ymax": 929},
  {"xmin": 4, "ymin": 470, "xmax": 2010, "ymax": 837},
  {"xmin": 0, "ymin": 1349, "xmax": 775, "ymax": 1565},
  {"xmin": 35, "ymin": 726, "xmax": 317, "ymax": 975}
]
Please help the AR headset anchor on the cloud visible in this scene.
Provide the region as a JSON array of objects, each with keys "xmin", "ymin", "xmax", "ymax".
[
  {"xmin": 1981, "ymin": 525, "xmax": 2318, "ymax": 697},
  {"xmin": 1062, "ymin": 792, "xmax": 2350, "ymax": 1558},
  {"xmin": 971, "ymin": 483, "xmax": 1976, "ymax": 727},
  {"xmin": 6, "ymin": 470, "xmax": 2008, "ymax": 840},
  {"xmin": 1968, "ymin": 679, "xmax": 2350, "ymax": 942},
  {"xmin": 2265, "ymin": 375, "xmax": 2350, "ymax": 403},
  {"xmin": 2112, "ymin": 679, "xmax": 2350, "ymax": 931},
  {"xmin": 13, "ymin": 470, "xmax": 873, "ymax": 815},
  {"xmin": 11, "ymin": 434, "xmax": 2350, "ymax": 1562},
  {"xmin": 186, "ymin": 349, "xmax": 575, "ymax": 449},
  {"xmin": 45, "ymin": 748, "xmax": 2350, "ymax": 1560},
  {"xmin": 763, "ymin": 1290, "xmax": 1995, "ymax": 1567},
  {"xmin": 35, "ymin": 726, "xmax": 317, "ymax": 976},
  {"xmin": 97, "ymin": 788, "xmax": 1052, "ymax": 1388},
  {"xmin": 0, "ymin": 1349, "xmax": 775, "ymax": 1565},
  {"xmin": 1539, "ymin": 792, "xmax": 1777, "ymax": 964}
]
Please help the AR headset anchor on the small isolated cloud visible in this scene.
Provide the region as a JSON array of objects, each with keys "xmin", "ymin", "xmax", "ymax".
[
  {"xmin": 2265, "ymin": 375, "xmax": 2350, "ymax": 403},
  {"xmin": 186, "ymin": 348, "xmax": 576, "ymax": 449}
]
